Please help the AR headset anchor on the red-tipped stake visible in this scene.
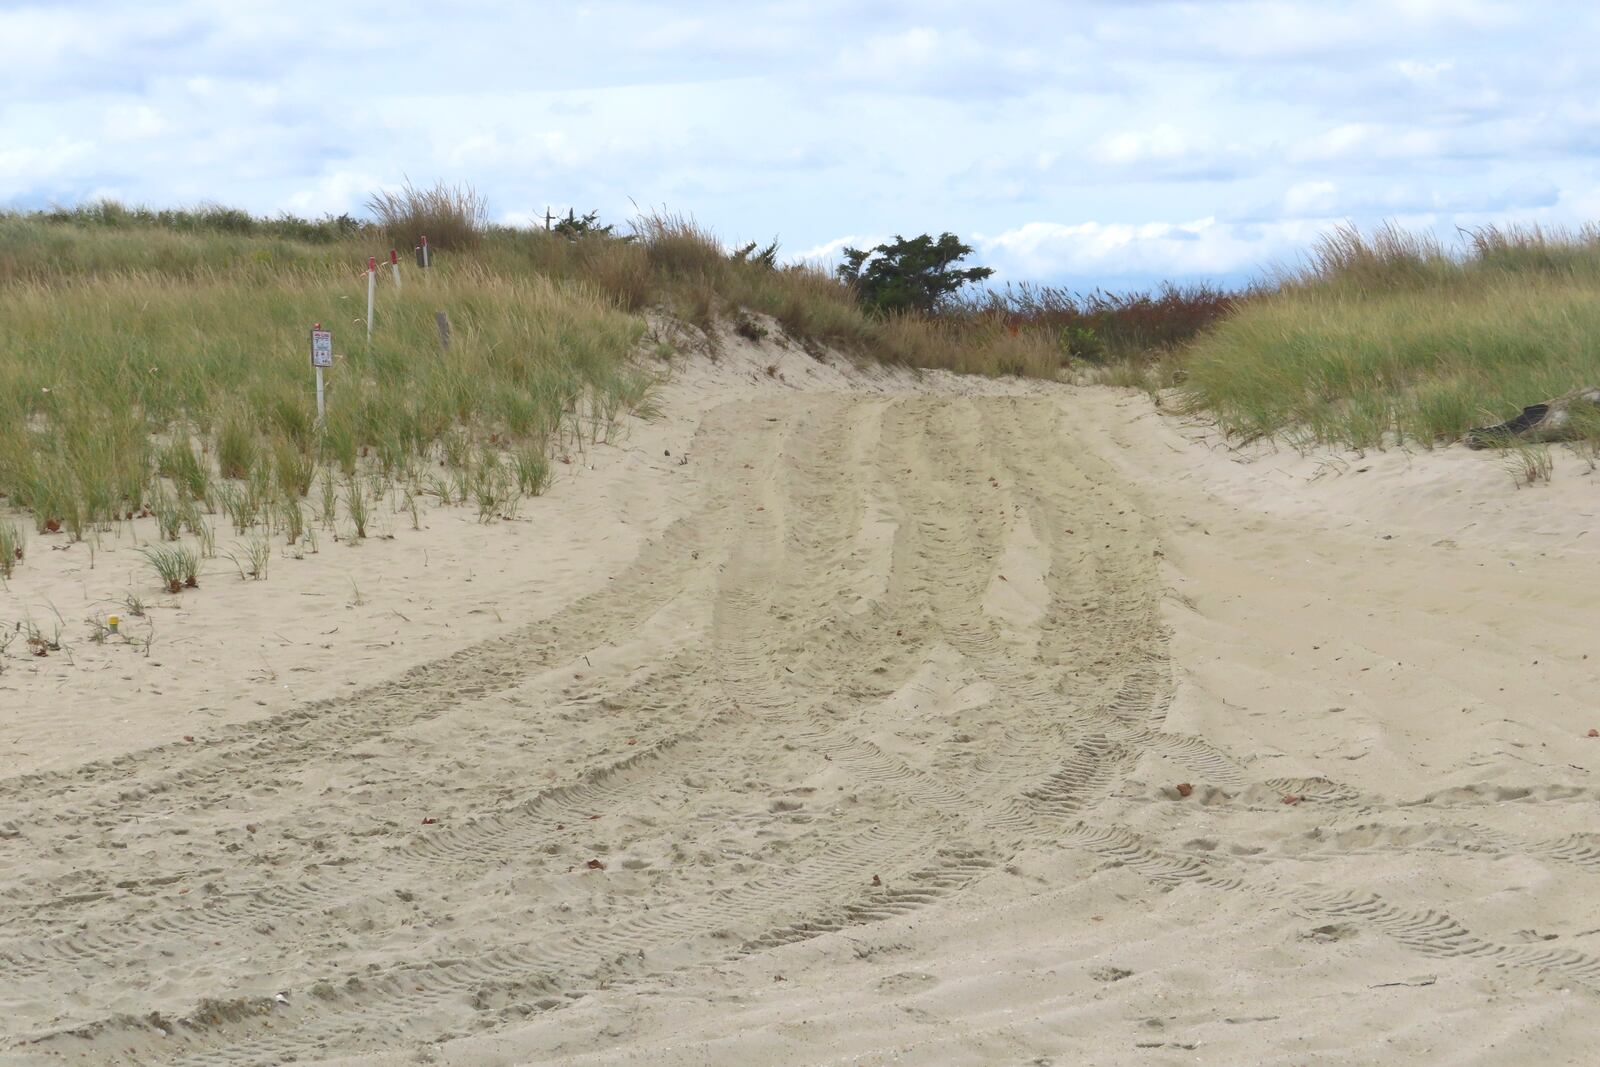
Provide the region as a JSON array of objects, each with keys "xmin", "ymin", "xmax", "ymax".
[
  {"xmin": 389, "ymin": 248, "xmax": 402, "ymax": 292},
  {"xmin": 420, "ymin": 234, "xmax": 430, "ymax": 269}
]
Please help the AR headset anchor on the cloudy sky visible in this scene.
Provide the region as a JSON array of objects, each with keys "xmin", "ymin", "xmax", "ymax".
[{"xmin": 2, "ymin": 0, "xmax": 1596, "ymax": 288}]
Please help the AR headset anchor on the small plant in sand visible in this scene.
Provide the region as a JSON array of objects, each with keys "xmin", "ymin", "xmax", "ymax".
[
  {"xmin": 226, "ymin": 533, "xmax": 272, "ymax": 580},
  {"xmin": 213, "ymin": 481, "xmax": 262, "ymax": 534},
  {"xmin": 1502, "ymin": 438, "xmax": 1553, "ymax": 487},
  {"xmin": 317, "ymin": 470, "xmax": 339, "ymax": 529},
  {"xmin": 193, "ymin": 514, "xmax": 217, "ymax": 559},
  {"xmin": 273, "ymin": 438, "xmax": 315, "ymax": 499},
  {"xmin": 343, "ymin": 474, "xmax": 370, "ymax": 539},
  {"xmin": 157, "ymin": 436, "xmax": 208, "ymax": 500},
  {"xmin": 22, "ymin": 617, "xmax": 66, "ymax": 659},
  {"xmin": 276, "ymin": 495, "xmax": 306, "ymax": 545},
  {"xmin": 215, "ymin": 414, "xmax": 258, "ymax": 480},
  {"xmin": 471, "ymin": 446, "xmax": 521, "ymax": 522},
  {"xmin": 427, "ymin": 472, "xmax": 455, "ymax": 506},
  {"xmin": 734, "ymin": 313, "xmax": 768, "ymax": 342},
  {"xmin": 150, "ymin": 488, "xmax": 184, "ymax": 542},
  {"xmin": 139, "ymin": 543, "xmax": 201, "ymax": 593},
  {"xmin": 85, "ymin": 615, "xmax": 113, "ymax": 645},
  {"xmin": 0, "ymin": 519, "xmax": 22, "ymax": 578},
  {"xmin": 513, "ymin": 444, "xmax": 551, "ymax": 497}
]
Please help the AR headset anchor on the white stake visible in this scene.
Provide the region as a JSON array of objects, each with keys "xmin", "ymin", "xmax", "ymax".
[
  {"xmin": 316, "ymin": 367, "xmax": 325, "ymax": 420},
  {"xmin": 421, "ymin": 234, "xmax": 430, "ymax": 268},
  {"xmin": 366, "ymin": 257, "xmax": 377, "ymax": 340},
  {"xmin": 390, "ymin": 249, "xmax": 402, "ymax": 292}
]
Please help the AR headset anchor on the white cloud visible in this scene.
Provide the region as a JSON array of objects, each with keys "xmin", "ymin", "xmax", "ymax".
[
  {"xmin": 1283, "ymin": 180, "xmax": 1340, "ymax": 217},
  {"xmin": 1289, "ymin": 122, "xmax": 1446, "ymax": 163},
  {"xmin": 1393, "ymin": 58, "xmax": 1456, "ymax": 82},
  {"xmin": 103, "ymin": 104, "xmax": 168, "ymax": 142},
  {"xmin": 1092, "ymin": 125, "xmax": 1193, "ymax": 166},
  {"xmin": 284, "ymin": 170, "xmax": 386, "ymax": 216},
  {"xmin": 790, "ymin": 234, "xmax": 883, "ymax": 267},
  {"xmin": 0, "ymin": 139, "xmax": 97, "ymax": 198},
  {"xmin": 831, "ymin": 25, "xmax": 1045, "ymax": 95},
  {"xmin": 974, "ymin": 217, "xmax": 1334, "ymax": 282}
]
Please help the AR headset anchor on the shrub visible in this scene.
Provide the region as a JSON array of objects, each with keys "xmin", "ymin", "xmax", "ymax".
[
  {"xmin": 552, "ymin": 209, "xmax": 623, "ymax": 240},
  {"xmin": 734, "ymin": 314, "xmax": 768, "ymax": 342},
  {"xmin": 732, "ymin": 239, "xmax": 780, "ymax": 269},
  {"xmin": 837, "ymin": 233, "xmax": 994, "ymax": 314}
]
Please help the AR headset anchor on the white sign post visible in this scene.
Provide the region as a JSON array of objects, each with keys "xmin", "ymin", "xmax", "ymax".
[
  {"xmin": 311, "ymin": 325, "xmax": 333, "ymax": 420},
  {"xmin": 366, "ymin": 257, "xmax": 377, "ymax": 341},
  {"xmin": 390, "ymin": 248, "xmax": 402, "ymax": 292}
]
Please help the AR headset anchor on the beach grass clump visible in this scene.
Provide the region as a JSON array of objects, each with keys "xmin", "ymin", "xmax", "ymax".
[
  {"xmin": 512, "ymin": 442, "xmax": 551, "ymax": 497},
  {"xmin": 343, "ymin": 474, "xmax": 370, "ymax": 540},
  {"xmin": 366, "ymin": 180, "xmax": 488, "ymax": 252},
  {"xmin": 157, "ymin": 436, "xmax": 208, "ymax": 500},
  {"xmin": 138, "ymin": 543, "xmax": 200, "ymax": 593},
  {"xmin": 0, "ymin": 518, "xmax": 21, "ymax": 578}
]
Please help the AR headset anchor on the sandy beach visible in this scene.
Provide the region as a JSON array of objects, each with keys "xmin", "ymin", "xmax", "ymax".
[{"xmin": 4, "ymin": 331, "xmax": 1599, "ymax": 1066}]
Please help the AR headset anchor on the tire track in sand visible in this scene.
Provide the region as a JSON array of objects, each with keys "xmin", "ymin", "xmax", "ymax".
[{"xmin": 5, "ymin": 393, "xmax": 1181, "ymax": 1065}]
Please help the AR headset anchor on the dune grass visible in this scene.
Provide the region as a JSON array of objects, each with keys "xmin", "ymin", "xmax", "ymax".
[
  {"xmin": 0, "ymin": 211, "xmax": 651, "ymax": 566},
  {"xmin": 0, "ymin": 192, "xmax": 1068, "ymax": 578},
  {"xmin": 1180, "ymin": 223, "xmax": 1600, "ymax": 450}
]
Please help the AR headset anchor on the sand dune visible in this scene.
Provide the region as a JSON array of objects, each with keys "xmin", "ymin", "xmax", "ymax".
[{"xmin": 3, "ymin": 336, "xmax": 1597, "ymax": 1065}]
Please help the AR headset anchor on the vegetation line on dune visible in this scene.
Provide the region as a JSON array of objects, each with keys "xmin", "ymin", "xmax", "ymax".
[
  {"xmin": 1178, "ymin": 222, "xmax": 1600, "ymax": 451},
  {"xmin": 6, "ymin": 188, "xmax": 1598, "ymax": 591}
]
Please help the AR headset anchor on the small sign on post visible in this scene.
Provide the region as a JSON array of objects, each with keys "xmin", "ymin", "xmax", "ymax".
[{"xmin": 311, "ymin": 324, "xmax": 332, "ymax": 420}]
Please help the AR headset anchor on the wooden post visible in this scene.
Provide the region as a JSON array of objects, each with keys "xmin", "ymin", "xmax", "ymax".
[
  {"xmin": 435, "ymin": 310, "xmax": 451, "ymax": 351},
  {"xmin": 366, "ymin": 257, "xmax": 377, "ymax": 340}
]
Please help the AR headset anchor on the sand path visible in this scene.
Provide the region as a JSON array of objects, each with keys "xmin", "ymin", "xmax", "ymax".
[{"xmin": 3, "ymin": 361, "xmax": 1598, "ymax": 1065}]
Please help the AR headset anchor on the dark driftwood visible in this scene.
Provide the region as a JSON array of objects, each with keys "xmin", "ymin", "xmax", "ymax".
[{"xmin": 1465, "ymin": 387, "xmax": 1600, "ymax": 449}]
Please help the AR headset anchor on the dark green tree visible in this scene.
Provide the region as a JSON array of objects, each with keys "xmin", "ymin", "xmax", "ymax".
[
  {"xmin": 731, "ymin": 238, "xmax": 781, "ymax": 269},
  {"xmin": 836, "ymin": 233, "xmax": 994, "ymax": 313},
  {"xmin": 553, "ymin": 209, "xmax": 624, "ymax": 240}
]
